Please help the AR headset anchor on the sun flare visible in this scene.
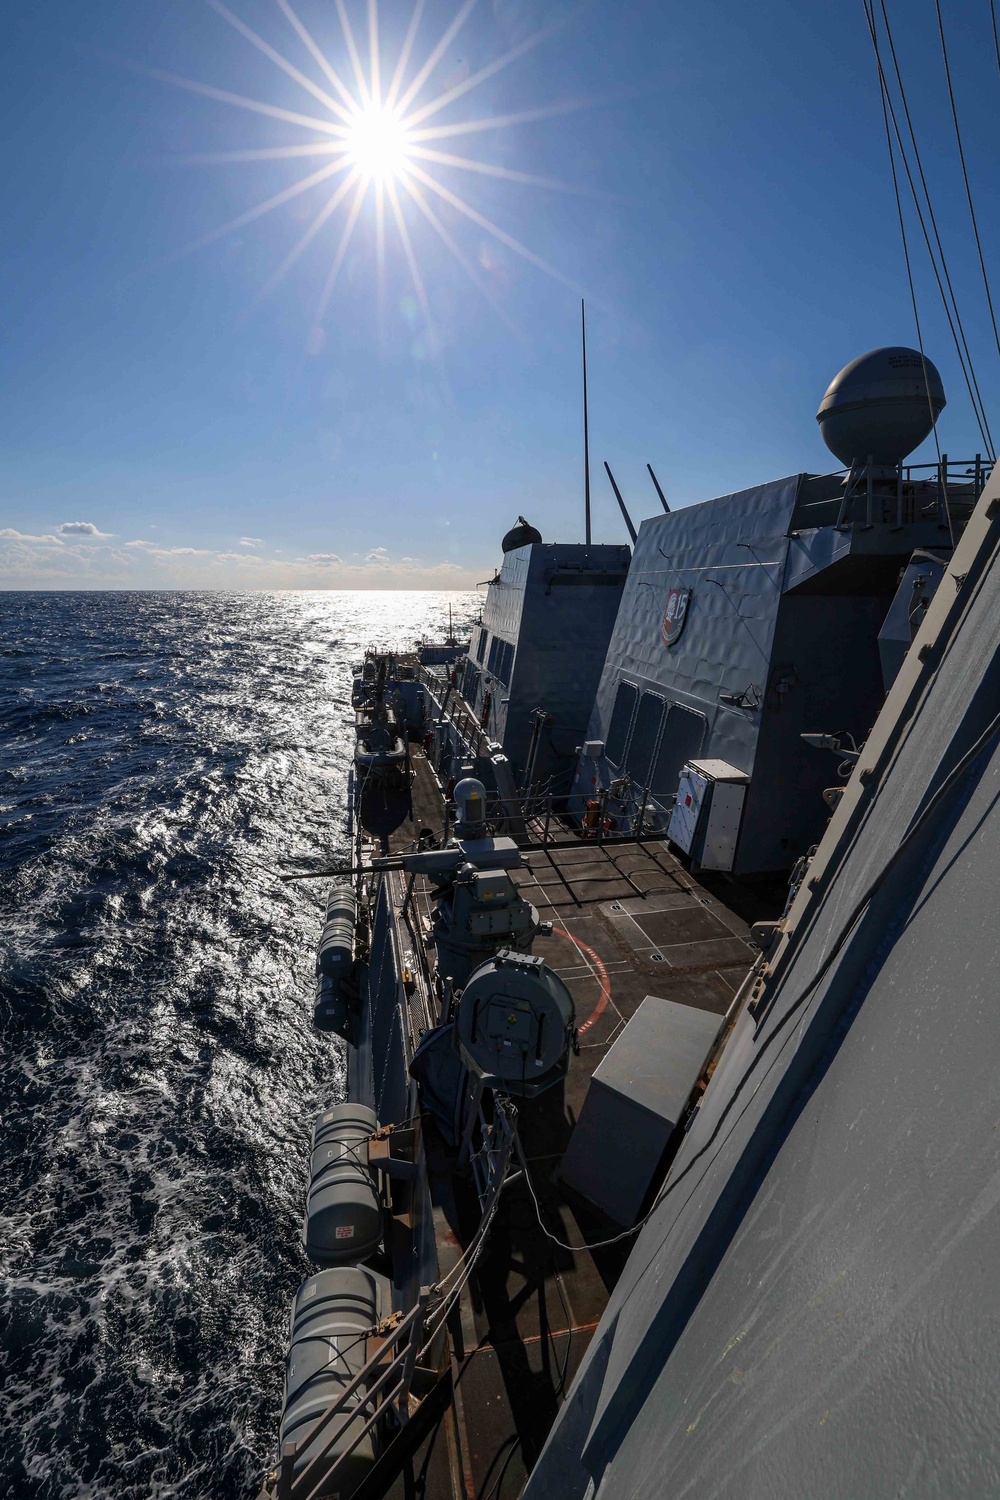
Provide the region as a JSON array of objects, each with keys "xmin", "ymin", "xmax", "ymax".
[
  {"xmin": 344, "ymin": 104, "xmax": 412, "ymax": 184},
  {"xmin": 152, "ymin": 0, "xmax": 591, "ymax": 343}
]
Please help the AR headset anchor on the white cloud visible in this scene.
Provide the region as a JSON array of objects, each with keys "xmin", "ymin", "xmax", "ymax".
[
  {"xmin": 58, "ymin": 521, "xmax": 113, "ymax": 537},
  {"xmin": 0, "ymin": 532, "xmax": 478, "ymax": 589},
  {"xmin": 239, "ymin": 536, "xmax": 263, "ymax": 547},
  {"xmin": 124, "ymin": 541, "xmax": 213, "ymax": 556},
  {"xmin": 0, "ymin": 528, "xmax": 64, "ymax": 544}
]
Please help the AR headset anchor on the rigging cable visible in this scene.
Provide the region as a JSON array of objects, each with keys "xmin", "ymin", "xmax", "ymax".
[
  {"xmin": 875, "ymin": 0, "xmax": 995, "ymax": 457},
  {"xmin": 875, "ymin": 0, "xmax": 995, "ymax": 456},
  {"xmin": 513, "ymin": 1130, "xmax": 672, "ymax": 1252},
  {"xmin": 864, "ymin": 0, "xmax": 951, "ymax": 542},
  {"xmin": 934, "ymin": 0, "xmax": 1000, "ymax": 363},
  {"xmin": 863, "ymin": 0, "xmax": 996, "ymax": 460},
  {"xmin": 992, "ymin": 0, "xmax": 1000, "ymax": 79},
  {"xmin": 873, "ymin": 0, "xmax": 996, "ymax": 457}
]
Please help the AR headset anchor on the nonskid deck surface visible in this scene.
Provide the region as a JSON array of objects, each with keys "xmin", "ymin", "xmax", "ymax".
[{"xmin": 378, "ymin": 752, "xmax": 780, "ymax": 1498}]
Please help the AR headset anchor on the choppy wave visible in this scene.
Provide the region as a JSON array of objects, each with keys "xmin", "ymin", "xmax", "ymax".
[{"xmin": 0, "ymin": 590, "xmax": 479, "ymax": 1499}]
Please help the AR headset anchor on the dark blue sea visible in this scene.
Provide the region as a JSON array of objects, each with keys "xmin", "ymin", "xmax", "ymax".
[{"xmin": 0, "ymin": 590, "xmax": 479, "ymax": 1500}]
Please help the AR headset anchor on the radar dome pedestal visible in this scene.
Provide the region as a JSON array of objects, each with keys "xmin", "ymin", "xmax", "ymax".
[
  {"xmin": 816, "ymin": 347, "xmax": 945, "ymax": 467},
  {"xmin": 501, "ymin": 516, "xmax": 542, "ymax": 553}
]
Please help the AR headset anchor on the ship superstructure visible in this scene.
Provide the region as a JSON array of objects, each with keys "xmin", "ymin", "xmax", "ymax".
[{"xmin": 572, "ymin": 452, "xmax": 980, "ymax": 874}]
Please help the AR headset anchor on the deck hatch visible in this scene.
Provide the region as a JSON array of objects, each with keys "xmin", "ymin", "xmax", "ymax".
[
  {"xmin": 649, "ymin": 702, "xmax": 708, "ymax": 797},
  {"xmin": 625, "ymin": 691, "xmax": 666, "ymax": 787},
  {"xmin": 605, "ymin": 681, "xmax": 639, "ymax": 766}
]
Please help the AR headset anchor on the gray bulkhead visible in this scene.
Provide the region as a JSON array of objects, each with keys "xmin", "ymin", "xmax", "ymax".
[
  {"xmin": 526, "ymin": 461, "xmax": 1000, "ymax": 1500},
  {"xmin": 573, "ymin": 473, "xmax": 945, "ymax": 872},
  {"xmin": 466, "ymin": 541, "xmax": 630, "ymax": 790}
]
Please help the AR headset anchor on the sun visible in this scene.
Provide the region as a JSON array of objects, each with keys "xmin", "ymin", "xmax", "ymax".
[
  {"xmin": 148, "ymin": 0, "xmax": 593, "ymax": 339},
  {"xmin": 344, "ymin": 104, "xmax": 411, "ymax": 184}
]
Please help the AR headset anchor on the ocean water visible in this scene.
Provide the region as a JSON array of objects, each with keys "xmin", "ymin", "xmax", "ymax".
[{"xmin": 0, "ymin": 590, "xmax": 480, "ymax": 1500}]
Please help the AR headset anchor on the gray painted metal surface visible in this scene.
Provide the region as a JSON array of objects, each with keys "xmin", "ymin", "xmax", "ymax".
[
  {"xmin": 560, "ymin": 995, "xmax": 720, "ymax": 1226},
  {"xmin": 472, "ymin": 542, "xmax": 630, "ymax": 789},
  {"xmin": 572, "ymin": 473, "xmax": 955, "ymax": 872},
  {"xmin": 816, "ymin": 345, "xmax": 945, "ymax": 467},
  {"xmin": 667, "ymin": 760, "xmax": 748, "ymax": 871},
  {"xmin": 878, "ymin": 550, "xmax": 948, "ymax": 692},
  {"xmin": 526, "ymin": 460, "xmax": 1000, "ymax": 1499}
]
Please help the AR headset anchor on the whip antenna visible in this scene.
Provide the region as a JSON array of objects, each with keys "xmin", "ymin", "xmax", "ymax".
[{"xmin": 581, "ymin": 299, "xmax": 592, "ymax": 546}]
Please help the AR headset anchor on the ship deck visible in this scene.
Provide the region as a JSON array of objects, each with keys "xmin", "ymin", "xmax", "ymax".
[{"xmin": 384, "ymin": 750, "xmax": 783, "ymax": 1499}]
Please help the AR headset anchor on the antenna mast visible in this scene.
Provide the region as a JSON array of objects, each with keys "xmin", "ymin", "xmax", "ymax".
[
  {"xmin": 647, "ymin": 462, "xmax": 670, "ymax": 513},
  {"xmin": 581, "ymin": 299, "xmax": 592, "ymax": 546}
]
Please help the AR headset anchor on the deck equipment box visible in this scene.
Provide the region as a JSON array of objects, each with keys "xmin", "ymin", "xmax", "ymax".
[
  {"xmin": 668, "ymin": 758, "xmax": 749, "ymax": 872},
  {"xmin": 559, "ymin": 995, "xmax": 721, "ymax": 1226}
]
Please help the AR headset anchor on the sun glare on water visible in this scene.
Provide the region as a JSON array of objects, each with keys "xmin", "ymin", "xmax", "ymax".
[{"xmin": 153, "ymin": 0, "xmax": 591, "ymax": 344}]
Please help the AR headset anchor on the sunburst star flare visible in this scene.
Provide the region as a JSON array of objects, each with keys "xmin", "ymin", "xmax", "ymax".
[{"xmin": 136, "ymin": 0, "xmax": 600, "ymax": 345}]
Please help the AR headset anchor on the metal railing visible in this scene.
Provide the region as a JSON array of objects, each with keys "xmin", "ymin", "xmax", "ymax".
[
  {"xmin": 413, "ymin": 662, "xmax": 490, "ymax": 760},
  {"xmin": 471, "ymin": 779, "xmax": 673, "ymax": 848},
  {"xmin": 792, "ymin": 455, "xmax": 989, "ymax": 532},
  {"xmin": 261, "ymin": 1105, "xmax": 517, "ymax": 1500},
  {"xmin": 413, "ymin": 661, "xmax": 679, "ymax": 848},
  {"xmin": 270, "ymin": 1291, "xmax": 437, "ymax": 1500}
]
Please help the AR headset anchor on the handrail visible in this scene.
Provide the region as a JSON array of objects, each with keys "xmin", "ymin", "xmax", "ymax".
[
  {"xmin": 414, "ymin": 662, "xmax": 490, "ymax": 759},
  {"xmin": 280, "ymin": 1298, "xmax": 429, "ymax": 1499},
  {"xmin": 469, "ymin": 1100, "xmax": 516, "ymax": 1208},
  {"xmin": 268, "ymin": 1103, "xmax": 517, "ymax": 1500},
  {"xmin": 293, "ymin": 1300, "xmax": 437, "ymax": 1500}
]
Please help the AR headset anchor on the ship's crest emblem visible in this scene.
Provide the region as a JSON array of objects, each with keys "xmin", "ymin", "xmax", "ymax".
[{"xmin": 661, "ymin": 587, "xmax": 691, "ymax": 647}]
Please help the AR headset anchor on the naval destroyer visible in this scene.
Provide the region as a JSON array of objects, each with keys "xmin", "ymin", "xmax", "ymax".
[{"xmin": 254, "ymin": 342, "xmax": 1000, "ymax": 1499}]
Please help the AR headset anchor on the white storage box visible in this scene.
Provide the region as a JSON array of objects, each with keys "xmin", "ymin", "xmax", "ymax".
[{"xmin": 667, "ymin": 758, "xmax": 749, "ymax": 872}]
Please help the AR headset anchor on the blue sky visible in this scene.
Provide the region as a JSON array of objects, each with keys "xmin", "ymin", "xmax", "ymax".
[{"xmin": 2, "ymin": 0, "xmax": 998, "ymax": 589}]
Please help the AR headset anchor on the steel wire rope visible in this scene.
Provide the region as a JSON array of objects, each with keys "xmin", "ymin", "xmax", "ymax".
[
  {"xmin": 934, "ymin": 0, "xmax": 1000, "ymax": 364},
  {"xmin": 419, "ymin": 1109, "xmax": 518, "ymax": 1318},
  {"xmin": 866, "ymin": 0, "xmax": 996, "ymax": 459},
  {"xmin": 280, "ymin": 1329, "xmax": 375, "ymax": 1407},
  {"xmin": 992, "ymin": 0, "xmax": 1000, "ymax": 78},
  {"xmin": 415, "ymin": 1162, "xmax": 513, "ymax": 1359},
  {"xmin": 865, "ymin": 0, "xmax": 953, "ymax": 544},
  {"xmin": 877, "ymin": 17, "xmax": 997, "ymax": 466},
  {"xmin": 308, "ymin": 1114, "xmax": 424, "ymax": 1179},
  {"xmin": 865, "ymin": 0, "xmax": 994, "ymax": 455},
  {"xmin": 512, "ymin": 1130, "xmax": 668, "ymax": 1252}
]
